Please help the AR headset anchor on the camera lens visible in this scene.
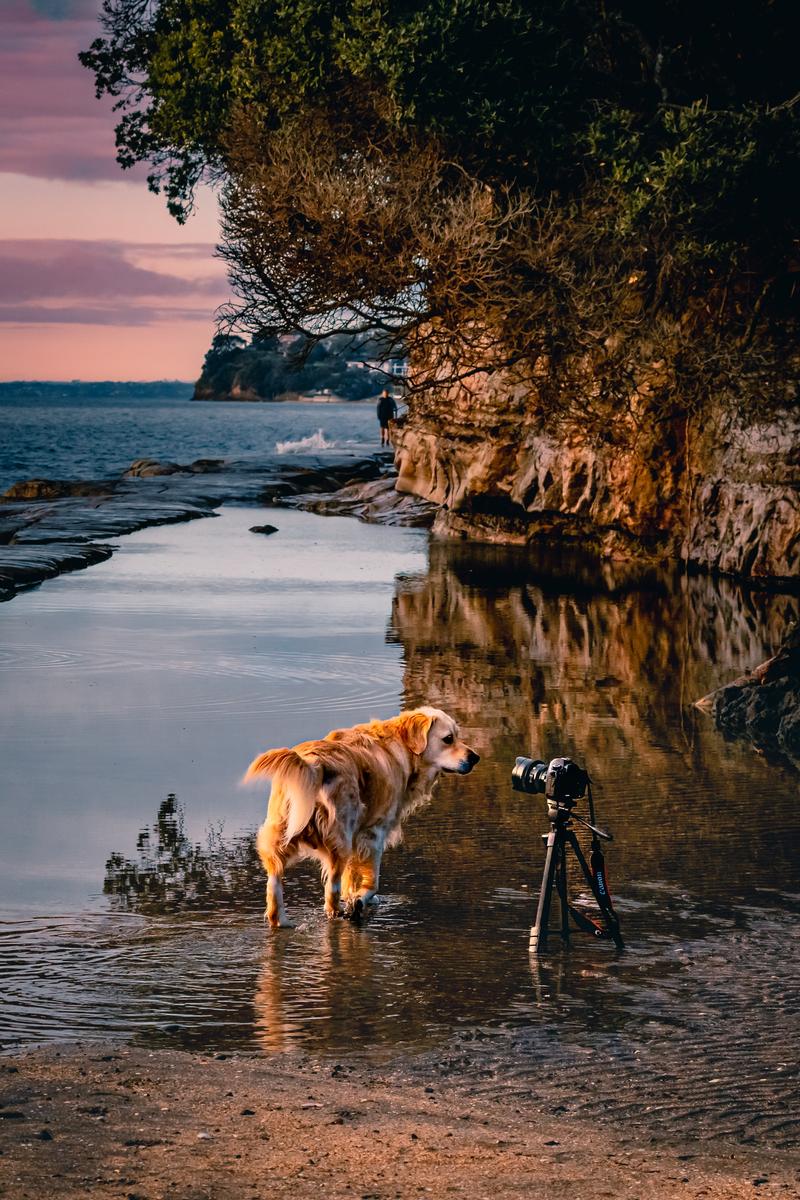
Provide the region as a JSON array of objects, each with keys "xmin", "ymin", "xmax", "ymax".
[{"xmin": 511, "ymin": 756, "xmax": 548, "ymax": 794}]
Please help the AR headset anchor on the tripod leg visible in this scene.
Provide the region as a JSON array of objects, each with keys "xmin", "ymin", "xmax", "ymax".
[
  {"xmin": 556, "ymin": 837, "xmax": 570, "ymax": 945},
  {"xmin": 530, "ymin": 829, "xmax": 558, "ymax": 955},
  {"xmin": 567, "ymin": 831, "xmax": 624, "ymax": 949}
]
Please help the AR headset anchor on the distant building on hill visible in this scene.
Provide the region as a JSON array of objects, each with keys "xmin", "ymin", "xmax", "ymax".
[{"xmin": 346, "ymin": 356, "xmax": 409, "ymax": 379}]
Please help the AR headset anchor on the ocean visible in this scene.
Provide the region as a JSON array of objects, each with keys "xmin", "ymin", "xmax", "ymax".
[{"xmin": 0, "ymin": 388, "xmax": 377, "ymax": 493}]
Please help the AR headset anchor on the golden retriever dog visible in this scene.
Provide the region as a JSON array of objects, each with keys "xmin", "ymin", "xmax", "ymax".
[{"xmin": 244, "ymin": 707, "xmax": 479, "ymax": 927}]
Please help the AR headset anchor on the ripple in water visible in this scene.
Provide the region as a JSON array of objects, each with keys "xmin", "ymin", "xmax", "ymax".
[{"xmin": 0, "ymin": 646, "xmax": 401, "ymax": 716}]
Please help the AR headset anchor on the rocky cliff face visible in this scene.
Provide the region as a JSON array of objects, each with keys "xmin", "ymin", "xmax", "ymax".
[{"xmin": 393, "ymin": 374, "xmax": 799, "ymax": 581}]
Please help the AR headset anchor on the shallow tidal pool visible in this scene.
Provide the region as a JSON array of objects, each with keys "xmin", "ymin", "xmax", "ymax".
[{"xmin": 1, "ymin": 505, "xmax": 798, "ymax": 1150}]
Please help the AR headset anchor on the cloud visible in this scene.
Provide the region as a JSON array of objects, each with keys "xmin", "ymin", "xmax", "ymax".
[
  {"xmin": 0, "ymin": 304, "xmax": 218, "ymax": 327},
  {"xmin": 0, "ymin": 304, "xmax": 154, "ymax": 326},
  {"xmin": 0, "ymin": 240, "xmax": 227, "ymax": 325},
  {"xmin": 0, "ymin": 3, "xmax": 141, "ymax": 182},
  {"xmin": 30, "ymin": 1, "xmax": 96, "ymax": 17},
  {"xmin": 0, "ymin": 120, "xmax": 149, "ymax": 183},
  {"xmin": 0, "ymin": 240, "xmax": 224, "ymax": 303}
]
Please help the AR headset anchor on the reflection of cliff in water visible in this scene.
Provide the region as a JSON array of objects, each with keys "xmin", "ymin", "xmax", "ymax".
[{"xmin": 390, "ymin": 540, "xmax": 800, "ymax": 900}]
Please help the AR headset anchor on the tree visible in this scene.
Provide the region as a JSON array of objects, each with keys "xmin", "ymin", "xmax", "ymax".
[
  {"xmin": 82, "ymin": 1, "xmax": 800, "ymax": 428},
  {"xmin": 194, "ymin": 329, "xmax": 390, "ymax": 399}
]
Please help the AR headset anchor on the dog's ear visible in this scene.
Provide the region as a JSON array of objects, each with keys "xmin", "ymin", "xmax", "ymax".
[{"xmin": 398, "ymin": 711, "xmax": 434, "ymax": 755}]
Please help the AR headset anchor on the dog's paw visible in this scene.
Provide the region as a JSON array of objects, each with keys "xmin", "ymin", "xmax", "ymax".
[
  {"xmin": 343, "ymin": 897, "xmax": 365, "ymax": 922},
  {"xmin": 265, "ymin": 909, "xmax": 295, "ymax": 929}
]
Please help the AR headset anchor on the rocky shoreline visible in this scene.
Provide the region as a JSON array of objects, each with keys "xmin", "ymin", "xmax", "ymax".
[
  {"xmin": 392, "ymin": 388, "xmax": 800, "ymax": 583},
  {"xmin": 0, "ymin": 451, "xmax": 411, "ymax": 603}
]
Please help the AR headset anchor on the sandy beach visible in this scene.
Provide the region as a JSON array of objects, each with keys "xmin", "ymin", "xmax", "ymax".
[{"xmin": 2, "ymin": 1045, "xmax": 797, "ymax": 1199}]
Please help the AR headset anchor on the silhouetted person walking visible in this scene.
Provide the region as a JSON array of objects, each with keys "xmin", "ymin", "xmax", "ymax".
[{"xmin": 376, "ymin": 388, "xmax": 397, "ymax": 447}]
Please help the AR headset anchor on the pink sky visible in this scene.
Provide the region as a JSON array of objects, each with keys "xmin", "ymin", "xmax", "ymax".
[{"xmin": 0, "ymin": 1, "xmax": 229, "ymax": 380}]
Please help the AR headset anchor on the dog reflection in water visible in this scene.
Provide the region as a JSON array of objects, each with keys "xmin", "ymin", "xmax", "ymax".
[
  {"xmin": 254, "ymin": 920, "xmax": 379, "ymax": 1052},
  {"xmin": 244, "ymin": 707, "xmax": 479, "ymax": 927}
]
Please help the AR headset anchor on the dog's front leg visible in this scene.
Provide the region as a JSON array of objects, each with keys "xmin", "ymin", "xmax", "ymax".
[
  {"xmin": 266, "ymin": 872, "xmax": 293, "ymax": 928},
  {"xmin": 356, "ymin": 848, "xmax": 382, "ymax": 906},
  {"xmin": 323, "ymin": 857, "xmax": 344, "ymax": 920},
  {"xmin": 341, "ymin": 861, "xmax": 360, "ymax": 903},
  {"xmin": 345, "ymin": 842, "xmax": 384, "ymax": 918}
]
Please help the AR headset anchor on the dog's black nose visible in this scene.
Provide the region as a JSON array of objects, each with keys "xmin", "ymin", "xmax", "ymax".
[{"xmin": 467, "ymin": 749, "xmax": 480, "ymax": 766}]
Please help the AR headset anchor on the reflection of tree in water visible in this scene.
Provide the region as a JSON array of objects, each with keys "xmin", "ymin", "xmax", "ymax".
[{"xmin": 104, "ymin": 794, "xmax": 264, "ymax": 913}]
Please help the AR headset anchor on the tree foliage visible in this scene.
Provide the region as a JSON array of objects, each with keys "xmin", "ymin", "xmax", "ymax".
[
  {"xmin": 195, "ymin": 329, "xmax": 396, "ymax": 399},
  {"xmin": 81, "ymin": 1, "xmax": 800, "ymax": 427}
]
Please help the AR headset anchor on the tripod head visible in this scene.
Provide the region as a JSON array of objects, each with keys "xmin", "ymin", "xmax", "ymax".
[{"xmin": 548, "ymin": 798, "xmax": 612, "ymax": 841}]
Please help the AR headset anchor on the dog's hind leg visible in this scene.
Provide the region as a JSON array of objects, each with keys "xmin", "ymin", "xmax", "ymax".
[
  {"xmin": 266, "ymin": 871, "xmax": 292, "ymax": 928},
  {"xmin": 256, "ymin": 822, "xmax": 294, "ymax": 928}
]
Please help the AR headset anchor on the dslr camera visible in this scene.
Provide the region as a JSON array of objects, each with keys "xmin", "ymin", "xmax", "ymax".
[
  {"xmin": 511, "ymin": 753, "xmax": 624, "ymax": 951},
  {"xmin": 511, "ymin": 755, "xmax": 589, "ymax": 820}
]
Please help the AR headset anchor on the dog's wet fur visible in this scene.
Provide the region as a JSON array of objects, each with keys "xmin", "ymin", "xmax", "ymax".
[{"xmin": 244, "ymin": 707, "xmax": 479, "ymax": 927}]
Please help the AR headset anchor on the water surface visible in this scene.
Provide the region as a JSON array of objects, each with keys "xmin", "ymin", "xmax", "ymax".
[
  {"xmin": 0, "ymin": 391, "xmax": 376, "ymax": 492},
  {"xmin": 1, "ymin": 509, "xmax": 798, "ymax": 1151}
]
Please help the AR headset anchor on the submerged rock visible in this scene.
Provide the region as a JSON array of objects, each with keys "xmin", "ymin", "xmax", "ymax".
[
  {"xmin": 696, "ymin": 624, "xmax": 800, "ymax": 760},
  {"xmin": 250, "ymin": 524, "xmax": 278, "ymax": 535}
]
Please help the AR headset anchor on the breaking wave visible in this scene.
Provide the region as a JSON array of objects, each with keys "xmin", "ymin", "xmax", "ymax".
[{"xmin": 275, "ymin": 429, "xmax": 336, "ymax": 454}]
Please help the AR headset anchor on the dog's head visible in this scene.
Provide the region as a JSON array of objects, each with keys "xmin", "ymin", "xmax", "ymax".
[{"xmin": 397, "ymin": 707, "xmax": 480, "ymax": 775}]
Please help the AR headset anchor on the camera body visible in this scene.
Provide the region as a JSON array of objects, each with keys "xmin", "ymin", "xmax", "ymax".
[{"xmin": 511, "ymin": 755, "xmax": 589, "ymax": 818}]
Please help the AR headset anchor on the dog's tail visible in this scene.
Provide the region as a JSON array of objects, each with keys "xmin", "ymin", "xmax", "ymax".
[{"xmin": 244, "ymin": 748, "xmax": 325, "ymax": 844}]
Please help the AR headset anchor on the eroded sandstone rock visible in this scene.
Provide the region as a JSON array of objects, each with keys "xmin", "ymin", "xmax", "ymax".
[{"xmin": 393, "ymin": 375, "xmax": 799, "ymax": 581}]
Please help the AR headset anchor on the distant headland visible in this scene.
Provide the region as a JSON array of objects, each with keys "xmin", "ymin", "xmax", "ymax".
[
  {"xmin": 0, "ymin": 381, "xmax": 194, "ymax": 399},
  {"xmin": 192, "ymin": 332, "xmax": 407, "ymax": 402}
]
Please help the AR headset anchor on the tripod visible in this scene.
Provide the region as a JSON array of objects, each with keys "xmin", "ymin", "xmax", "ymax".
[{"xmin": 530, "ymin": 792, "xmax": 624, "ymax": 955}]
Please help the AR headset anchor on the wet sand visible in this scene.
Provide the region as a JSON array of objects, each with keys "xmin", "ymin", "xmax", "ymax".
[{"xmin": 2, "ymin": 1045, "xmax": 796, "ymax": 1199}]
